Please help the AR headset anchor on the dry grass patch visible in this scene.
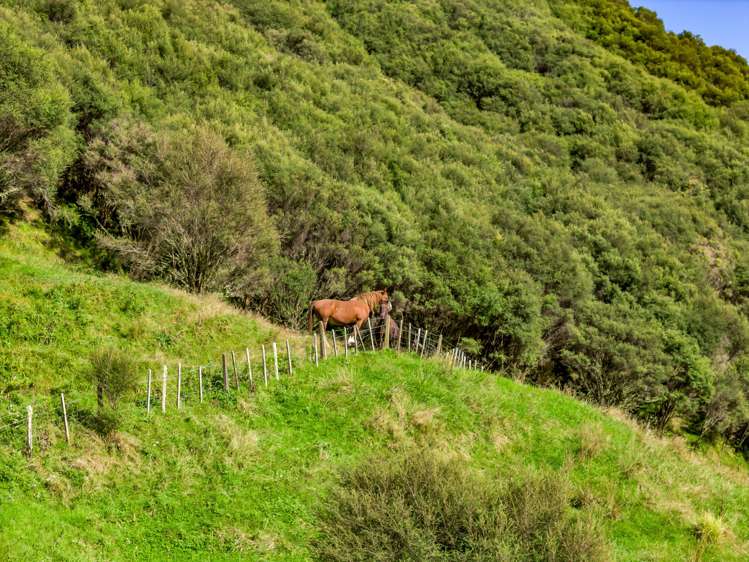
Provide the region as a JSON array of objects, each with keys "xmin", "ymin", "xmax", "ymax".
[
  {"xmin": 577, "ymin": 423, "xmax": 609, "ymax": 461},
  {"xmin": 214, "ymin": 526, "xmax": 254, "ymax": 553},
  {"xmin": 367, "ymin": 388, "xmax": 444, "ymax": 441},
  {"xmin": 212, "ymin": 413, "xmax": 259, "ymax": 466},
  {"xmin": 317, "ymin": 367, "xmax": 354, "ymax": 394},
  {"xmin": 411, "ymin": 407, "xmax": 439, "ymax": 431},
  {"xmin": 249, "ymin": 530, "xmax": 282, "ymax": 554},
  {"xmin": 491, "ymin": 430, "xmax": 511, "ymax": 452}
]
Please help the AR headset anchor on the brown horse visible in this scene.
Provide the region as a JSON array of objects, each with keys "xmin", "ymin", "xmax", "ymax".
[{"xmin": 308, "ymin": 290, "xmax": 390, "ymax": 332}]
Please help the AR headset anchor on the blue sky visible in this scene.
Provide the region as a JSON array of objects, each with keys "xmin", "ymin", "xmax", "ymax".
[{"xmin": 634, "ymin": 0, "xmax": 749, "ymax": 59}]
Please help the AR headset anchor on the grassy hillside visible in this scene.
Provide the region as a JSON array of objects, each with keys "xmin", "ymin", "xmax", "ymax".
[
  {"xmin": 0, "ymin": 222, "xmax": 748, "ymax": 561},
  {"xmin": 0, "ymin": 219, "xmax": 296, "ymax": 397}
]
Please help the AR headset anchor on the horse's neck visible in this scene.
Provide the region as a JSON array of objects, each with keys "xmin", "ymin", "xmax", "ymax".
[{"xmin": 352, "ymin": 295, "xmax": 373, "ymax": 313}]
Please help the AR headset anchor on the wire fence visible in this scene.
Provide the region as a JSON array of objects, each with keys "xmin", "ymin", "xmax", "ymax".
[{"xmin": 0, "ymin": 314, "xmax": 488, "ymax": 457}]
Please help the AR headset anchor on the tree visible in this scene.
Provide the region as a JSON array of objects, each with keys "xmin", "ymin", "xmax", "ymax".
[
  {"xmin": 0, "ymin": 22, "xmax": 76, "ymax": 213},
  {"xmin": 81, "ymin": 119, "xmax": 279, "ymax": 294}
]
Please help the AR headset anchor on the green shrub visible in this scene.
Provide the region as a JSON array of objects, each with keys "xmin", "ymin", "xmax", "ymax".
[
  {"xmin": 86, "ymin": 347, "xmax": 138, "ymax": 409},
  {"xmin": 79, "ymin": 120, "xmax": 279, "ymax": 295},
  {"xmin": 314, "ymin": 447, "xmax": 609, "ymax": 561}
]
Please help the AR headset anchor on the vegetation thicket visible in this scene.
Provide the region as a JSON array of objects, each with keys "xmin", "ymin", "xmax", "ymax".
[{"xmin": 2, "ymin": 0, "xmax": 749, "ymax": 452}]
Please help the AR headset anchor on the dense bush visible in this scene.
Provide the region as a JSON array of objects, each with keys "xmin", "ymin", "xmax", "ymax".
[
  {"xmin": 315, "ymin": 447, "xmax": 609, "ymax": 561},
  {"xmin": 0, "ymin": 19, "xmax": 76, "ymax": 212},
  {"xmin": 2, "ymin": 0, "xmax": 749, "ymax": 452},
  {"xmin": 79, "ymin": 120, "xmax": 279, "ymax": 295},
  {"xmin": 549, "ymin": 0, "xmax": 749, "ymax": 106}
]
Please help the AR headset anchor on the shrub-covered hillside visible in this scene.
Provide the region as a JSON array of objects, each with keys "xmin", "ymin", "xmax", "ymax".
[{"xmin": 2, "ymin": 0, "xmax": 749, "ymax": 452}]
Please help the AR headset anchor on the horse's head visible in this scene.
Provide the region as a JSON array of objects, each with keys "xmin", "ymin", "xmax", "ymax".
[
  {"xmin": 358, "ymin": 289, "xmax": 392, "ymax": 315},
  {"xmin": 377, "ymin": 290, "xmax": 392, "ymax": 312}
]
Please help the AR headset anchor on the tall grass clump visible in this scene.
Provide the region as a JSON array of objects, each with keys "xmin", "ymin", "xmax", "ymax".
[
  {"xmin": 314, "ymin": 447, "xmax": 610, "ymax": 561},
  {"xmin": 84, "ymin": 347, "xmax": 138, "ymax": 435}
]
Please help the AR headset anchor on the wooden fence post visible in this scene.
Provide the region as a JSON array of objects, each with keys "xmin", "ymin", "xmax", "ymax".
[
  {"xmin": 147, "ymin": 369, "xmax": 152, "ymax": 414},
  {"xmin": 421, "ymin": 330, "xmax": 428, "ymax": 358},
  {"xmin": 357, "ymin": 325, "xmax": 366, "ymax": 351},
  {"xmin": 231, "ymin": 351, "xmax": 239, "ymax": 390},
  {"xmin": 332, "ymin": 331, "xmax": 339, "ymax": 357},
  {"xmin": 383, "ymin": 316, "xmax": 391, "ymax": 349},
  {"xmin": 61, "ymin": 393, "xmax": 70, "ymax": 445},
  {"xmin": 436, "ymin": 334, "xmax": 442, "ymax": 355},
  {"xmin": 177, "ymin": 362, "xmax": 182, "ymax": 409},
  {"xmin": 397, "ymin": 317, "xmax": 404, "ymax": 351},
  {"xmin": 272, "ymin": 342, "xmax": 279, "ymax": 381},
  {"xmin": 199, "ymin": 366, "xmax": 204, "ymax": 403},
  {"xmin": 262, "ymin": 345, "xmax": 269, "ymax": 386},
  {"xmin": 161, "ymin": 366, "xmax": 167, "ymax": 413},
  {"xmin": 408, "ymin": 323, "xmax": 412, "ymax": 352},
  {"xmin": 222, "ymin": 353, "xmax": 229, "ymax": 391},
  {"xmin": 353, "ymin": 327, "xmax": 359, "ymax": 353},
  {"xmin": 319, "ymin": 321, "xmax": 327, "ymax": 360},
  {"xmin": 314, "ymin": 334, "xmax": 319, "ymax": 366},
  {"xmin": 367, "ymin": 318, "xmax": 375, "ymax": 350},
  {"xmin": 245, "ymin": 348, "xmax": 254, "ymax": 391},
  {"xmin": 26, "ymin": 405, "xmax": 32, "ymax": 456},
  {"xmin": 344, "ymin": 327, "xmax": 349, "ymax": 359},
  {"xmin": 415, "ymin": 328, "xmax": 421, "ymax": 354},
  {"xmin": 286, "ymin": 340, "xmax": 293, "ymax": 375}
]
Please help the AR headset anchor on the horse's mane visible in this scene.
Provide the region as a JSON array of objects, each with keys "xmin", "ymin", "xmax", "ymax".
[{"xmin": 353, "ymin": 290, "xmax": 385, "ymax": 311}]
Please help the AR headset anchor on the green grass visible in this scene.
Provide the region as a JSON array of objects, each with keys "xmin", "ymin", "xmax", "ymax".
[{"xmin": 1, "ymin": 222, "xmax": 748, "ymax": 561}]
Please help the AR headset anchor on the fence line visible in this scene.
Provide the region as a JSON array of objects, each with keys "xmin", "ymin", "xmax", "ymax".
[{"xmin": 2, "ymin": 315, "xmax": 488, "ymax": 456}]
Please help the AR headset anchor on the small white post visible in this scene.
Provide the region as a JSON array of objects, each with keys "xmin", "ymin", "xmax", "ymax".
[
  {"xmin": 161, "ymin": 365, "xmax": 167, "ymax": 414},
  {"xmin": 272, "ymin": 342, "xmax": 279, "ymax": 381},
  {"xmin": 415, "ymin": 328, "xmax": 421, "ymax": 353},
  {"xmin": 147, "ymin": 369, "xmax": 152, "ymax": 414},
  {"xmin": 421, "ymin": 330, "xmax": 428, "ymax": 358},
  {"xmin": 319, "ymin": 321, "xmax": 327, "ymax": 359},
  {"xmin": 344, "ymin": 327, "xmax": 349, "ymax": 359},
  {"xmin": 314, "ymin": 334, "xmax": 319, "ymax": 366},
  {"xmin": 61, "ymin": 393, "xmax": 70, "ymax": 445},
  {"xmin": 367, "ymin": 318, "xmax": 375, "ymax": 350},
  {"xmin": 177, "ymin": 362, "xmax": 182, "ymax": 409},
  {"xmin": 26, "ymin": 405, "xmax": 33, "ymax": 455},
  {"xmin": 332, "ymin": 331, "xmax": 339, "ymax": 357},
  {"xmin": 262, "ymin": 345, "xmax": 269, "ymax": 386},
  {"xmin": 231, "ymin": 351, "xmax": 239, "ymax": 390},
  {"xmin": 246, "ymin": 348, "xmax": 254, "ymax": 390},
  {"xmin": 286, "ymin": 340, "xmax": 293, "ymax": 375}
]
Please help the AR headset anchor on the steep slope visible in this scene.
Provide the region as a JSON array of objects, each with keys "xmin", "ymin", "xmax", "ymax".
[
  {"xmin": 2, "ymin": 0, "xmax": 749, "ymax": 446},
  {"xmin": 0, "ymin": 222, "xmax": 748, "ymax": 561}
]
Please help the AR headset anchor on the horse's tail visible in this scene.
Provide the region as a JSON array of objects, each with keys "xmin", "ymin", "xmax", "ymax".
[{"xmin": 307, "ymin": 302, "xmax": 314, "ymax": 333}]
